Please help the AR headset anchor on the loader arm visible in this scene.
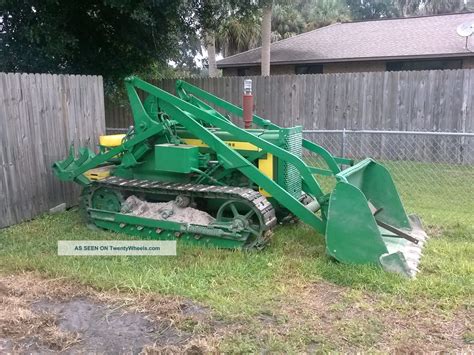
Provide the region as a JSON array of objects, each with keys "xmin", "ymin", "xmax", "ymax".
[
  {"xmin": 127, "ymin": 77, "xmax": 328, "ymax": 233},
  {"xmin": 175, "ymin": 80, "xmax": 353, "ymax": 175},
  {"xmin": 51, "ymin": 76, "xmax": 428, "ymax": 278}
]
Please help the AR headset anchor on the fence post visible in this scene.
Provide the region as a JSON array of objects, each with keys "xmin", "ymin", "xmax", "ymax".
[{"xmin": 341, "ymin": 128, "xmax": 346, "ymax": 157}]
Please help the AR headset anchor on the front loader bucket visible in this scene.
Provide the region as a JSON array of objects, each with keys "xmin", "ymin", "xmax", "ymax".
[{"xmin": 325, "ymin": 159, "xmax": 428, "ymax": 278}]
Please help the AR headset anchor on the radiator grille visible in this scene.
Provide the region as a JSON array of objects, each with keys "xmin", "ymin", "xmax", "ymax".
[{"xmin": 282, "ymin": 129, "xmax": 302, "ymax": 198}]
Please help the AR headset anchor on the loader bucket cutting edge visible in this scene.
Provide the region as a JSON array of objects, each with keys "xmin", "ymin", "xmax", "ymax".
[{"xmin": 325, "ymin": 159, "xmax": 428, "ymax": 278}]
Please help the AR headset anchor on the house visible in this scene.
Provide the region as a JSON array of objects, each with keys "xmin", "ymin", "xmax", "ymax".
[{"xmin": 216, "ymin": 12, "xmax": 474, "ymax": 76}]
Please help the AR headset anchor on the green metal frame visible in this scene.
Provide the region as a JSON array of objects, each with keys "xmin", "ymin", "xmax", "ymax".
[
  {"xmin": 126, "ymin": 77, "xmax": 328, "ymax": 232},
  {"xmin": 54, "ymin": 76, "xmax": 329, "ymax": 232},
  {"xmin": 52, "ymin": 76, "xmax": 427, "ymax": 277},
  {"xmin": 175, "ymin": 80, "xmax": 354, "ymax": 175}
]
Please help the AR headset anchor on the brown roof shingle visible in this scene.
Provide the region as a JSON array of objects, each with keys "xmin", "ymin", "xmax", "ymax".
[{"xmin": 217, "ymin": 12, "xmax": 474, "ymax": 68}]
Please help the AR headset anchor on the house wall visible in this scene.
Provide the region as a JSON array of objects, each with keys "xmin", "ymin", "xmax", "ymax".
[
  {"xmin": 222, "ymin": 65, "xmax": 294, "ymax": 76},
  {"xmin": 221, "ymin": 67, "xmax": 240, "ymax": 76},
  {"xmin": 222, "ymin": 57, "xmax": 471, "ymax": 76},
  {"xmin": 222, "ymin": 61, "xmax": 387, "ymax": 76},
  {"xmin": 271, "ymin": 64, "xmax": 295, "ymax": 74},
  {"xmin": 462, "ymin": 57, "xmax": 474, "ymax": 69},
  {"xmin": 323, "ymin": 61, "xmax": 386, "ymax": 73}
]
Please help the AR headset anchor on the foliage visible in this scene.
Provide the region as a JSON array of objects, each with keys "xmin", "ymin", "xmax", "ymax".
[
  {"xmin": 419, "ymin": 0, "xmax": 470, "ymax": 15},
  {"xmin": 302, "ymin": 0, "xmax": 352, "ymax": 30},
  {"xmin": 1, "ymin": 0, "xmax": 471, "ymax": 82},
  {"xmin": 347, "ymin": 0, "xmax": 400, "ymax": 19},
  {"xmin": 348, "ymin": 0, "xmax": 470, "ymax": 19},
  {"xmin": 387, "ymin": 0, "xmax": 469, "ymax": 17},
  {"xmin": 0, "ymin": 0, "xmax": 200, "ymax": 85},
  {"xmin": 271, "ymin": 4, "xmax": 306, "ymax": 41},
  {"xmin": 215, "ymin": 10, "xmax": 262, "ymax": 57}
]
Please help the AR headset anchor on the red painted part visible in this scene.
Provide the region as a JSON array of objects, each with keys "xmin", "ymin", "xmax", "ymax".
[{"xmin": 243, "ymin": 94, "xmax": 254, "ymax": 129}]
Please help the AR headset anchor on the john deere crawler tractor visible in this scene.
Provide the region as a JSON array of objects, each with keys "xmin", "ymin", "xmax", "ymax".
[{"xmin": 53, "ymin": 77, "xmax": 427, "ymax": 277}]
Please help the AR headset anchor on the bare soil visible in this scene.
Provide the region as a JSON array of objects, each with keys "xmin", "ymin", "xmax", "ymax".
[
  {"xmin": 0, "ymin": 273, "xmax": 471, "ymax": 353},
  {"xmin": 276, "ymin": 280, "xmax": 473, "ymax": 352},
  {"xmin": 0, "ymin": 274, "xmax": 214, "ymax": 354}
]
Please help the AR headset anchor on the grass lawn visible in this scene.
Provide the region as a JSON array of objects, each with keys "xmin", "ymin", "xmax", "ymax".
[{"xmin": 0, "ymin": 160, "xmax": 473, "ymax": 351}]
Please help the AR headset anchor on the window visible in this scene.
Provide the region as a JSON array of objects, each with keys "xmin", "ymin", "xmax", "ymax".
[
  {"xmin": 386, "ymin": 59, "xmax": 463, "ymax": 71},
  {"xmin": 237, "ymin": 67, "xmax": 250, "ymax": 76},
  {"xmin": 295, "ymin": 64, "xmax": 323, "ymax": 75}
]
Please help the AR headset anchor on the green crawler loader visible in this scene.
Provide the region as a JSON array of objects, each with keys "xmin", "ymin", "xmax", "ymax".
[{"xmin": 53, "ymin": 77, "xmax": 428, "ymax": 277}]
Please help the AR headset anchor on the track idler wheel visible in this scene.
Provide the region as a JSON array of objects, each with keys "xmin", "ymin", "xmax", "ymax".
[
  {"xmin": 89, "ymin": 187, "xmax": 124, "ymax": 212},
  {"xmin": 216, "ymin": 200, "xmax": 267, "ymax": 245}
]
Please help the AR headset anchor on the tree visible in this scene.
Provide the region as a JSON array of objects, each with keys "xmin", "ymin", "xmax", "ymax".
[
  {"xmin": 205, "ymin": 32, "xmax": 218, "ymax": 77},
  {"xmin": 271, "ymin": 4, "xmax": 305, "ymax": 41},
  {"xmin": 194, "ymin": 0, "xmax": 223, "ymax": 77},
  {"xmin": 393, "ymin": 0, "xmax": 469, "ymax": 16},
  {"xmin": 215, "ymin": 14, "xmax": 261, "ymax": 57},
  {"xmin": 197, "ymin": 0, "xmax": 260, "ymax": 76},
  {"xmin": 302, "ymin": 0, "xmax": 351, "ymax": 30},
  {"xmin": 346, "ymin": 0, "xmax": 400, "ymax": 20},
  {"xmin": 0, "ymin": 0, "xmax": 197, "ymax": 87},
  {"xmin": 261, "ymin": 1, "xmax": 272, "ymax": 76},
  {"xmin": 420, "ymin": 0, "xmax": 467, "ymax": 14}
]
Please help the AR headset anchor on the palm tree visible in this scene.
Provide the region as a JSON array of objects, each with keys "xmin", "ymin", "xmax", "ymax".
[
  {"xmin": 303, "ymin": 0, "xmax": 351, "ymax": 31},
  {"xmin": 271, "ymin": 4, "xmax": 305, "ymax": 41},
  {"xmin": 215, "ymin": 16, "xmax": 261, "ymax": 57}
]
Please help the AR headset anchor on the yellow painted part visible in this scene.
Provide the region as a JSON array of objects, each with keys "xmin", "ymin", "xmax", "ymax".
[
  {"xmin": 181, "ymin": 138, "xmax": 260, "ymax": 152},
  {"xmin": 99, "ymin": 134, "xmax": 126, "ymax": 147},
  {"xmin": 258, "ymin": 153, "xmax": 274, "ymax": 197},
  {"xmin": 181, "ymin": 138, "xmax": 273, "ymax": 196},
  {"xmin": 84, "ymin": 166, "xmax": 113, "ymax": 181}
]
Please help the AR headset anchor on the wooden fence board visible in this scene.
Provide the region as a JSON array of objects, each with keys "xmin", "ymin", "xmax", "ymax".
[
  {"xmin": 0, "ymin": 73, "xmax": 105, "ymax": 228},
  {"xmin": 103, "ymin": 70, "xmax": 474, "ymax": 163}
]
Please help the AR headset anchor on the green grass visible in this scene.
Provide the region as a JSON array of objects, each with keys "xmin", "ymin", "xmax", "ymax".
[
  {"xmin": 0, "ymin": 209, "xmax": 472, "ymax": 316},
  {"xmin": 385, "ymin": 161, "xmax": 474, "ymax": 227},
  {"xmin": 0, "ymin": 210, "xmax": 472, "ymax": 351},
  {"xmin": 0, "ymin": 160, "xmax": 472, "ymax": 351}
]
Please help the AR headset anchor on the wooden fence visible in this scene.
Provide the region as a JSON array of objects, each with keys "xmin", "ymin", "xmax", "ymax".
[
  {"xmin": 105, "ymin": 69, "xmax": 473, "ymax": 164},
  {"xmin": 0, "ymin": 73, "xmax": 105, "ymax": 228},
  {"xmin": 106, "ymin": 69, "xmax": 473, "ymax": 133}
]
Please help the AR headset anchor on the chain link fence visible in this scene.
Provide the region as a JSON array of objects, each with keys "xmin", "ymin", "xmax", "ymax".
[
  {"xmin": 303, "ymin": 130, "xmax": 474, "ymax": 234},
  {"xmin": 105, "ymin": 126, "xmax": 473, "ymax": 235}
]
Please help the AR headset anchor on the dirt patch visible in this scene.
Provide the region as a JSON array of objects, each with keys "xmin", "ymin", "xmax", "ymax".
[
  {"xmin": 272, "ymin": 280, "xmax": 472, "ymax": 352},
  {"xmin": 31, "ymin": 297, "xmax": 180, "ymax": 353},
  {"xmin": 0, "ymin": 273, "xmax": 216, "ymax": 353},
  {"xmin": 0, "ymin": 273, "xmax": 471, "ymax": 353}
]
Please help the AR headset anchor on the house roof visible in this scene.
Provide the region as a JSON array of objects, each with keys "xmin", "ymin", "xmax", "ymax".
[{"xmin": 217, "ymin": 12, "xmax": 474, "ymax": 68}]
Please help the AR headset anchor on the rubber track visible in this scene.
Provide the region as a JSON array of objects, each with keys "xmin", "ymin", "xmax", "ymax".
[{"xmin": 90, "ymin": 176, "xmax": 278, "ymax": 230}]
